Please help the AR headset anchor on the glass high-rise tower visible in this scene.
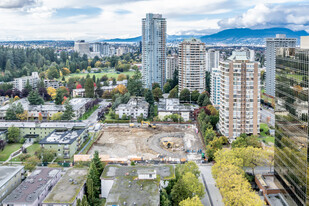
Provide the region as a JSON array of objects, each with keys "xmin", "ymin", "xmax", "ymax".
[
  {"xmin": 275, "ymin": 47, "xmax": 309, "ymax": 206},
  {"xmin": 142, "ymin": 13, "xmax": 166, "ymax": 89}
]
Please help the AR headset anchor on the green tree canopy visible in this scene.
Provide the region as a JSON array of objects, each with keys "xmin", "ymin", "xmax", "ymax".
[{"xmin": 28, "ymin": 90, "xmax": 44, "ymax": 105}]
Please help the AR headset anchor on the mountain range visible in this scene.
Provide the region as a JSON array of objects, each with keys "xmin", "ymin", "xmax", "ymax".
[{"xmin": 101, "ymin": 28, "xmax": 308, "ymax": 45}]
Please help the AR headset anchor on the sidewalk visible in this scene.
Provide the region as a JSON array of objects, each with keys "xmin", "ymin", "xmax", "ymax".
[{"xmin": 199, "ymin": 165, "xmax": 224, "ymax": 206}]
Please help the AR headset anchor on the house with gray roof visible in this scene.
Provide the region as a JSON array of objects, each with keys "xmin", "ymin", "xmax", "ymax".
[
  {"xmin": 0, "ymin": 166, "xmax": 24, "ymax": 203},
  {"xmin": 2, "ymin": 167, "xmax": 61, "ymax": 206},
  {"xmin": 39, "ymin": 129, "xmax": 87, "ymax": 159}
]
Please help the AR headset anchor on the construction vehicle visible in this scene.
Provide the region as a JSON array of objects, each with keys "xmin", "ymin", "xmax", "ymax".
[
  {"xmin": 162, "ymin": 141, "xmax": 174, "ymax": 148},
  {"xmin": 141, "ymin": 121, "xmax": 157, "ymax": 129},
  {"xmin": 129, "ymin": 123, "xmax": 135, "ymax": 128}
]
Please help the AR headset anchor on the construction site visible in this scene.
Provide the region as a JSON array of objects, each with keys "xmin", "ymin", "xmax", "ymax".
[{"xmin": 87, "ymin": 124, "xmax": 204, "ymax": 162}]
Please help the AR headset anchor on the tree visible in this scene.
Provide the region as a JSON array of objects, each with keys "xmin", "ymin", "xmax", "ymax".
[
  {"xmin": 168, "ymin": 85, "xmax": 178, "ymax": 98},
  {"xmin": 176, "ymin": 161, "xmax": 200, "ymax": 180},
  {"xmin": 24, "ymin": 156, "xmax": 39, "ymax": 171},
  {"xmin": 88, "ymin": 162, "xmax": 100, "ymax": 197},
  {"xmin": 191, "ymin": 90, "xmax": 200, "ymax": 102},
  {"xmin": 204, "ymin": 128, "xmax": 216, "ymax": 145},
  {"xmin": 47, "ymin": 66, "xmax": 59, "ymax": 79},
  {"xmin": 25, "ymin": 79, "xmax": 32, "ymax": 91},
  {"xmin": 117, "ymin": 74, "xmax": 126, "ymax": 81},
  {"xmin": 95, "ymin": 79, "xmax": 103, "ymax": 98},
  {"xmin": 55, "ymin": 89, "xmax": 64, "ymax": 105},
  {"xmin": 51, "ymin": 112, "xmax": 63, "ymax": 120},
  {"xmin": 35, "ymin": 148, "xmax": 56, "ymax": 162},
  {"xmin": 163, "ymin": 82, "xmax": 172, "ymax": 93},
  {"xmin": 145, "ymin": 89, "xmax": 154, "ymax": 105},
  {"xmin": 179, "ymin": 196, "xmax": 203, "ymax": 206},
  {"xmin": 115, "ymin": 84, "xmax": 128, "ymax": 94},
  {"xmin": 28, "ymin": 90, "xmax": 44, "ymax": 105},
  {"xmin": 232, "ymin": 134, "xmax": 261, "ymax": 149},
  {"xmin": 171, "ymin": 172, "xmax": 205, "ymax": 205},
  {"xmin": 85, "ymin": 78, "xmax": 94, "ymax": 98},
  {"xmin": 62, "ymin": 100, "xmax": 75, "ymax": 120},
  {"xmin": 81, "ymin": 195, "xmax": 89, "ymax": 206},
  {"xmin": 62, "ymin": 67, "xmax": 71, "ymax": 75},
  {"xmin": 152, "ymin": 82, "xmax": 160, "ymax": 90},
  {"xmin": 38, "ymin": 112, "xmax": 43, "ymax": 121},
  {"xmin": 180, "ymin": 89, "xmax": 191, "ymax": 102},
  {"xmin": 86, "ymin": 178, "xmax": 95, "ymax": 205},
  {"xmin": 92, "ymin": 151, "xmax": 104, "ymax": 175},
  {"xmin": 127, "ymin": 69, "xmax": 143, "ymax": 96},
  {"xmin": 197, "ymin": 93, "xmax": 205, "ymax": 106},
  {"xmin": 47, "ymin": 87, "xmax": 57, "ymax": 100},
  {"xmin": 17, "ymin": 110, "xmax": 28, "ymax": 120},
  {"xmin": 160, "ymin": 189, "xmax": 171, "ymax": 206},
  {"xmin": 7, "ymin": 126, "xmax": 20, "ymax": 143},
  {"xmin": 152, "ymin": 87, "xmax": 163, "ymax": 102}
]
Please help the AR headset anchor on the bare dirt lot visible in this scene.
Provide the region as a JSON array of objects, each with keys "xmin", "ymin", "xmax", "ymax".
[{"xmin": 88, "ymin": 125, "xmax": 204, "ymax": 161}]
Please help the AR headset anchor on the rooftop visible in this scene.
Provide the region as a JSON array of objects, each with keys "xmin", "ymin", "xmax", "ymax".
[
  {"xmin": 157, "ymin": 98, "xmax": 197, "ymax": 112},
  {"xmin": 102, "ymin": 165, "xmax": 174, "ymax": 206},
  {"xmin": 116, "ymin": 97, "xmax": 149, "ymax": 110},
  {"xmin": 0, "ymin": 165, "xmax": 24, "ymax": 187},
  {"xmin": 3, "ymin": 168, "xmax": 60, "ymax": 204},
  {"xmin": 0, "ymin": 121, "xmax": 86, "ymax": 129},
  {"xmin": 43, "ymin": 168, "xmax": 88, "ymax": 204},
  {"xmin": 39, "ymin": 129, "xmax": 85, "ymax": 144}
]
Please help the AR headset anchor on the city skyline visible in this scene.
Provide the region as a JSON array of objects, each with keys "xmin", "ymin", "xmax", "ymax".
[{"xmin": 0, "ymin": 0, "xmax": 308, "ymax": 40}]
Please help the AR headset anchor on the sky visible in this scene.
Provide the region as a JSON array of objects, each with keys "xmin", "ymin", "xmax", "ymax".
[{"xmin": 0, "ymin": 0, "xmax": 308, "ymax": 41}]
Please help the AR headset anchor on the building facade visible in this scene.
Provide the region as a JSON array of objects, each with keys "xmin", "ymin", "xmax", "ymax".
[
  {"xmin": 178, "ymin": 38, "xmax": 206, "ymax": 93},
  {"xmin": 115, "ymin": 97, "xmax": 149, "ymax": 119},
  {"xmin": 265, "ymin": 34, "xmax": 296, "ymax": 97},
  {"xmin": 2, "ymin": 168, "xmax": 61, "ymax": 206},
  {"xmin": 166, "ymin": 55, "xmax": 178, "ymax": 80},
  {"xmin": 0, "ymin": 166, "xmax": 24, "ymax": 203},
  {"xmin": 274, "ymin": 47, "xmax": 309, "ymax": 206},
  {"xmin": 74, "ymin": 40, "xmax": 90, "ymax": 57},
  {"xmin": 13, "ymin": 72, "xmax": 40, "ymax": 91},
  {"xmin": 142, "ymin": 13, "xmax": 166, "ymax": 89},
  {"xmin": 210, "ymin": 67, "xmax": 221, "ymax": 106},
  {"xmin": 218, "ymin": 52, "xmax": 260, "ymax": 140},
  {"xmin": 206, "ymin": 49, "xmax": 219, "ymax": 73}
]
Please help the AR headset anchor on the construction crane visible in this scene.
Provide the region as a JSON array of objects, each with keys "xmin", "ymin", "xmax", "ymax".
[{"xmin": 141, "ymin": 121, "xmax": 157, "ymax": 129}]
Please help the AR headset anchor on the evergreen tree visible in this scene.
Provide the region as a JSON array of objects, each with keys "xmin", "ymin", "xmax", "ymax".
[
  {"xmin": 81, "ymin": 195, "xmax": 89, "ymax": 206},
  {"xmin": 88, "ymin": 162, "xmax": 100, "ymax": 197},
  {"xmin": 37, "ymin": 79, "xmax": 45, "ymax": 89},
  {"xmin": 76, "ymin": 199, "xmax": 81, "ymax": 206},
  {"xmin": 25, "ymin": 79, "xmax": 32, "ymax": 91},
  {"xmin": 95, "ymin": 79, "xmax": 103, "ymax": 98},
  {"xmin": 61, "ymin": 100, "xmax": 75, "ymax": 120},
  {"xmin": 92, "ymin": 151, "xmax": 104, "ymax": 175},
  {"xmin": 92, "ymin": 75, "xmax": 96, "ymax": 82},
  {"xmin": 28, "ymin": 90, "xmax": 44, "ymax": 105},
  {"xmin": 180, "ymin": 89, "xmax": 191, "ymax": 102},
  {"xmin": 86, "ymin": 178, "xmax": 95, "ymax": 205},
  {"xmin": 55, "ymin": 90, "xmax": 64, "ymax": 105},
  {"xmin": 145, "ymin": 89, "xmax": 154, "ymax": 105},
  {"xmin": 85, "ymin": 78, "xmax": 94, "ymax": 98}
]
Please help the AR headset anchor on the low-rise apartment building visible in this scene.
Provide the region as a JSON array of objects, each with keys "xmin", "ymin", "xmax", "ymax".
[
  {"xmin": 13, "ymin": 72, "xmax": 40, "ymax": 91},
  {"xmin": 0, "ymin": 166, "xmax": 24, "ymax": 203},
  {"xmin": 42, "ymin": 168, "xmax": 88, "ymax": 206},
  {"xmin": 2, "ymin": 168, "xmax": 61, "ymax": 206},
  {"xmin": 115, "ymin": 97, "xmax": 149, "ymax": 119},
  {"xmin": 39, "ymin": 129, "xmax": 87, "ymax": 159}
]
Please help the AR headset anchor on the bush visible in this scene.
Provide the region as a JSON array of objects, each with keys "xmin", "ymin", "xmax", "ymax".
[
  {"xmin": 104, "ymin": 119, "xmax": 130, "ymax": 123},
  {"xmin": 19, "ymin": 138, "xmax": 26, "ymax": 144}
]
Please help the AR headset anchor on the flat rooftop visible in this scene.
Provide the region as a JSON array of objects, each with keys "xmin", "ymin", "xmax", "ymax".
[
  {"xmin": 3, "ymin": 168, "xmax": 60, "ymax": 205},
  {"xmin": 39, "ymin": 129, "xmax": 85, "ymax": 144},
  {"xmin": 0, "ymin": 165, "xmax": 24, "ymax": 187},
  {"xmin": 102, "ymin": 165, "xmax": 175, "ymax": 206},
  {"xmin": 43, "ymin": 168, "xmax": 88, "ymax": 204},
  {"xmin": 0, "ymin": 121, "xmax": 86, "ymax": 129}
]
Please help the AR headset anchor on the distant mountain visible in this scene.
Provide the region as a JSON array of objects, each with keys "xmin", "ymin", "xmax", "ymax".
[
  {"xmin": 101, "ymin": 28, "xmax": 308, "ymax": 45},
  {"xmin": 200, "ymin": 28, "xmax": 308, "ymax": 45}
]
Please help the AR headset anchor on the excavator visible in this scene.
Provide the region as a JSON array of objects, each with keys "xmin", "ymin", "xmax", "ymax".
[{"xmin": 141, "ymin": 121, "xmax": 157, "ymax": 129}]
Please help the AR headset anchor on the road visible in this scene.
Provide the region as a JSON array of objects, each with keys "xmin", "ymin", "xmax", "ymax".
[
  {"xmin": 198, "ymin": 165, "xmax": 224, "ymax": 206},
  {"xmin": 83, "ymin": 100, "xmax": 110, "ymax": 127}
]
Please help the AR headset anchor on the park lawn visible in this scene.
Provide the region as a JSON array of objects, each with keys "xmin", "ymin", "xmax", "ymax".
[
  {"xmin": 79, "ymin": 105, "xmax": 99, "ymax": 120},
  {"xmin": 63, "ymin": 71, "xmax": 134, "ymax": 81},
  {"xmin": 0, "ymin": 143, "xmax": 22, "ymax": 161},
  {"xmin": 12, "ymin": 144, "xmax": 41, "ymax": 161},
  {"xmin": 259, "ymin": 123, "xmax": 275, "ymax": 144}
]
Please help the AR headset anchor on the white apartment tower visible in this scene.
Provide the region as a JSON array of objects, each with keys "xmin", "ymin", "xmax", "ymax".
[
  {"xmin": 206, "ymin": 49, "xmax": 219, "ymax": 72},
  {"xmin": 218, "ymin": 51, "xmax": 260, "ymax": 140},
  {"xmin": 74, "ymin": 40, "xmax": 90, "ymax": 57},
  {"xmin": 166, "ymin": 55, "xmax": 178, "ymax": 80},
  {"xmin": 265, "ymin": 34, "xmax": 296, "ymax": 97},
  {"xmin": 142, "ymin": 13, "xmax": 167, "ymax": 89},
  {"xmin": 210, "ymin": 68, "xmax": 221, "ymax": 106},
  {"xmin": 178, "ymin": 38, "xmax": 206, "ymax": 93},
  {"xmin": 13, "ymin": 72, "xmax": 40, "ymax": 91}
]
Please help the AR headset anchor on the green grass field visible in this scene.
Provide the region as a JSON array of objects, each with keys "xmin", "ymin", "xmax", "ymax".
[
  {"xmin": 12, "ymin": 143, "xmax": 41, "ymax": 161},
  {"xmin": 259, "ymin": 123, "xmax": 275, "ymax": 144},
  {"xmin": 63, "ymin": 71, "xmax": 135, "ymax": 81},
  {"xmin": 0, "ymin": 143, "xmax": 22, "ymax": 161}
]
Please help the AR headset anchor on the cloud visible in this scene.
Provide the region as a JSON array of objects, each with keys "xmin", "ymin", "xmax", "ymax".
[
  {"xmin": 0, "ymin": 0, "xmax": 38, "ymax": 9},
  {"xmin": 218, "ymin": 3, "xmax": 309, "ymax": 30}
]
